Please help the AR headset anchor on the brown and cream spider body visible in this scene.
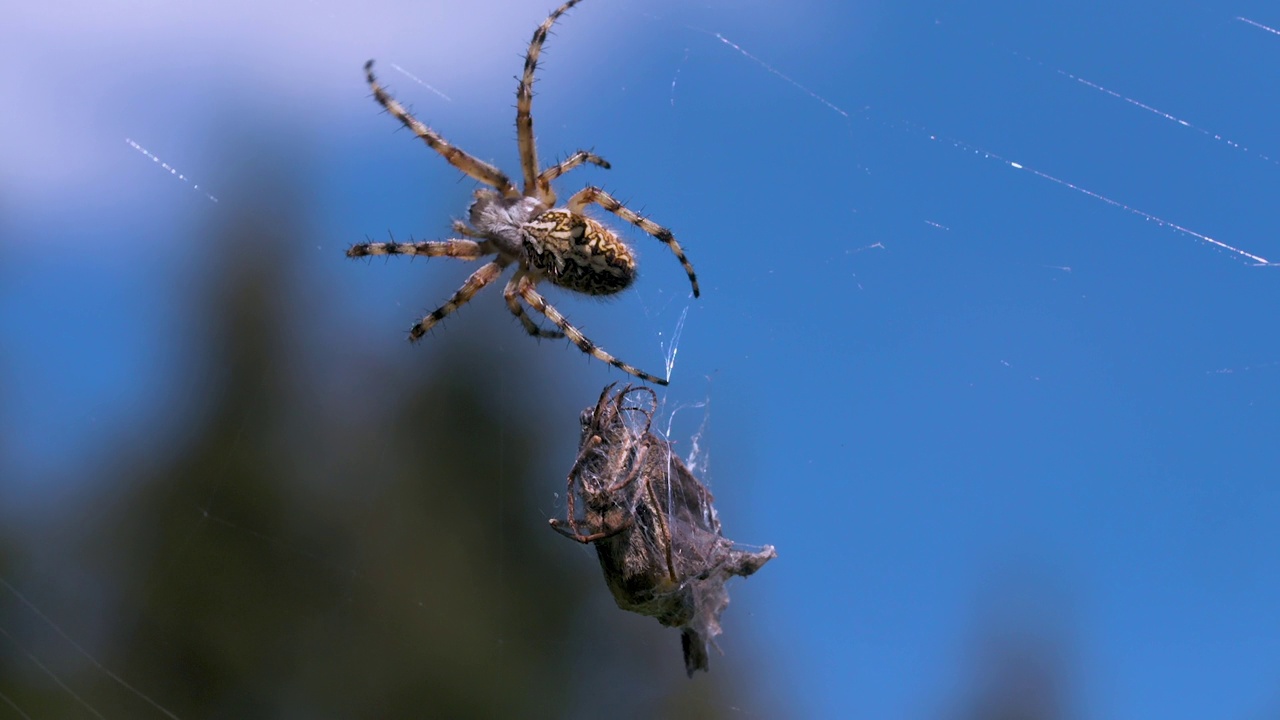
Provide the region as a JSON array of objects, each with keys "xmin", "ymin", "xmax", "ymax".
[{"xmin": 348, "ymin": 0, "xmax": 699, "ymax": 385}]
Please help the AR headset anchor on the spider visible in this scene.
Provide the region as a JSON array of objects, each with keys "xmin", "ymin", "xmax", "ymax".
[{"xmin": 347, "ymin": 0, "xmax": 700, "ymax": 386}]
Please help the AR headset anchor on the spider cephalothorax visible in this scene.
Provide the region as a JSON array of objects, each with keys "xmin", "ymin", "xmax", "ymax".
[{"xmin": 347, "ymin": 0, "xmax": 698, "ymax": 385}]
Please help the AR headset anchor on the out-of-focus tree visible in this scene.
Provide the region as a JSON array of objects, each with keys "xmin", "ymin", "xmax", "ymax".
[
  {"xmin": 954, "ymin": 634, "xmax": 1068, "ymax": 720},
  {"xmin": 0, "ymin": 157, "xmax": 747, "ymax": 719},
  {"xmin": 947, "ymin": 575, "xmax": 1074, "ymax": 720}
]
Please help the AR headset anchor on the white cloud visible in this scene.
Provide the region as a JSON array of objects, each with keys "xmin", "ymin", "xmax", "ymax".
[{"xmin": 1, "ymin": 0, "xmax": 620, "ymax": 206}]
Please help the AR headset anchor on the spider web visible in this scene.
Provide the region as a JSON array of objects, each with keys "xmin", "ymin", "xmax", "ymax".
[{"xmin": 4, "ymin": 1, "xmax": 1280, "ymax": 718}]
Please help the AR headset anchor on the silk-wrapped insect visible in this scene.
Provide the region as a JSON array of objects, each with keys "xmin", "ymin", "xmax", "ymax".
[{"xmin": 550, "ymin": 384, "xmax": 776, "ymax": 676}]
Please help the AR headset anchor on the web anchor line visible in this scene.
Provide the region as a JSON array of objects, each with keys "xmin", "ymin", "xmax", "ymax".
[
  {"xmin": 929, "ymin": 133, "xmax": 1273, "ymax": 266},
  {"xmin": 125, "ymin": 138, "xmax": 219, "ymax": 203}
]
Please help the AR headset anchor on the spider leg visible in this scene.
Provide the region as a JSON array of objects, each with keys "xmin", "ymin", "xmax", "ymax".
[
  {"xmin": 598, "ymin": 440, "xmax": 677, "ymax": 582},
  {"xmin": 451, "ymin": 220, "xmax": 488, "ymax": 239},
  {"xmin": 503, "ymin": 271, "xmax": 565, "ymax": 339},
  {"xmin": 605, "ymin": 442, "xmax": 648, "ymax": 494},
  {"xmin": 549, "ymin": 516, "xmax": 633, "ymax": 544},
  {"xmin": 566, "ymin": 186, "xmax": 700, "ymax": 297},
  {"xmin": 511, "ymin": 274, "xmax": 668, "ymax": 385},
  {"xmin": 347, "ymin": 237, "xmax": 489, "ymax": 259},
  {"xmin": 563, "ymin": 434, "xmax": 604, "ymax": 533},
  {"xmin": 537, "ymin": 150, "xmax": 610, "ymax": 205},
  {"xmin": 365, "ymin": 60, "xmax": 519, "ymax": 197},
  {"xmin": 516, "ymin": 0, "xmax": 588, "ymax": 198},
  {"xmin": 408, "ymin": 259, "xmax": 508, "ymax": 341},
  {"xmin": 637, "ymin": 450, "xmax": 678, "ymax": 583}
]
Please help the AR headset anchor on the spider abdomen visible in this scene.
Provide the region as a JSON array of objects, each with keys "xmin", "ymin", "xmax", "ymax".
[{"xmin": 523, "ymin": 209, "xmax": 637, "ymax": 296}]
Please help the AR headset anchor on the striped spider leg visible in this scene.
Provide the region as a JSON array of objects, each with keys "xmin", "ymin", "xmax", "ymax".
[{"xmin": 350, "ymin": 0, "xmax": 699, "ymax": 386}]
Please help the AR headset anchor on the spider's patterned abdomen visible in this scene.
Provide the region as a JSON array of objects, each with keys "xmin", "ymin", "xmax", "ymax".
[{"xmin": 523, "ymin": 209, "xmax": 637, "ymax": 296}]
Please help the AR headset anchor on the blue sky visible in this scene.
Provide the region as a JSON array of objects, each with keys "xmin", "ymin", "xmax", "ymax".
[{"xmin": 5, "ymin": 0, "xmax": 1280, "ymax": 717}]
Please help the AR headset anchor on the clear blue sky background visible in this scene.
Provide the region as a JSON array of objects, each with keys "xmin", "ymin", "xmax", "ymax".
[{"xmin": 4, "ymin": 0, "xmax": 1280, "ymax": 717}]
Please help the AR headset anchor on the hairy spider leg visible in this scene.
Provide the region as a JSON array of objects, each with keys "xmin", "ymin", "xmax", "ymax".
[
  {"xmin": 551, "ymin": 432, "xmax": 676, "ymax": 581},
  {"xmin": 510, "ymin": 274, "xmax": 668, "ymax": 385},
  {"xmin": 550, "ymin": 516, "xmax": 634, "ymax": 544},
  {"xmin": 346, "ymin": 238, "xmax": 488, "ymax": 259},
  {"xmin": 566, "ymin": 186, "xmax": 701, "ymax": 297},
  {"xmin": 516, "ymin": 0, "xmax": 588, "ymax": 199},
  {"xmin": 619, "ymin": 388, "xmax": 660, "ymax": 435},
  {"xmin": 591, "ymin": 437, "xmax": 677, "ymax": 582},
  {"xmin": 365, "ymin": 60, "xmax": 519, "ymax": 197},
  {"xmin": 408, "ymin": 260, "xmax": 508, "ymax": 341},
  {"xmin": 503, "ymin": 269, "xmax": 566, "ymax": 339},
  {"xmin": 551, "ymin": 434, "xmax": 645, "ymax": 542},
  {"xmin": 562, "ymin": 433, "xmax": 604, "ymax": 535},
  {"xmin": 634, "ymin": 444, "xmax": 677, "ymax": 583},
  {"xmin": 451, "ymin": 220, "xmax": 489, "ymax": 239},
  {"xmin": 537, "ymin": 150, "xmax": 611, "ymax": 205}
]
